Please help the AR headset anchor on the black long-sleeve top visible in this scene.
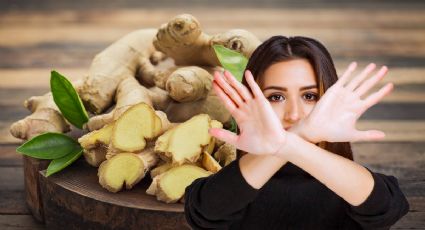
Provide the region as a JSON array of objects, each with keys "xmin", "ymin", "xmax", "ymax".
[{"xmin": 184, "ymin": 156, "xmax": 410, "ymax": 229}]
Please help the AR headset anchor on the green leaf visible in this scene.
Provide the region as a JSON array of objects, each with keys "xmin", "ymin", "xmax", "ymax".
[
  {"xmin": 227, "ymin": 117, "xmax": 238, "ymax": 133},
  {"xmin": 16, "ymin": 132, "xmax": 81, "ymax": 159},
  {"xmin": 213, "ymin": 44, "xmax": 248, "ymax": 82},
  {"xmin": 46, "ymin": 146, "xmax": 83, "ymax": 177},
  {"xmin": 50, "ymin": 70, "xmax": 89, "ymax": 129}
]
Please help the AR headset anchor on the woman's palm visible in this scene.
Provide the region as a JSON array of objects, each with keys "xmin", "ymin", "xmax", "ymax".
[
  {"xmin": 303, "ymin": 63, "xmax": 394, "ymax": 143},
  {"xmin": 209, "ymin": 70, "xmax": 287, "ymax": 156}
]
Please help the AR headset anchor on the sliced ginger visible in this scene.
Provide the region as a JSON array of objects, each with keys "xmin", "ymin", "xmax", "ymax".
[
  {"xmin": 112, "ymin": 102, "xmax": 162, "ymax": 152},
  {"xmin": 79, "ymin": 123, "xmax": 114, "ymax": 149},
  {"xmin": 202, "ymin": 151, "xmax": 222, "ymax": 173},
  {"xmin": 154, "ymin": 164, "xmax": 212, "ymax": 203},
  {"xmin": 155, "ymin": 114, "xmax": 222, "ymax": 165},
  {"xmin": 98, "ymin": 153, "xmax": 145, "ymax": 192},
  {"xmin": 98, "ymin": 146, "xmax": 158, "ymax": 193},
  {"xmin": 78, "ymin": 123, "xmax": 114, "ymax": 167}
]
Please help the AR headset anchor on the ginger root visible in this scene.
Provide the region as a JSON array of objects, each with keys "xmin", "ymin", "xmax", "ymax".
[
  {"xmin": 79, "ymin": 29, "xmax": 168, "ymax": 114},
  {"xmin": 152, "ymin": 164, "xmax": 212, "ymax": 203},
  {"xmin": 165, "ymin": 88, "xmax": 232, "ymax": 125},
  {"xmin": 213, "ymin": 143, "xmax": 237, "ymax": 167},
  {"xmin": 153, "ymin": 14, "xmax": 261, "ymax": 66},
  {"xmin": 85, "ymin": 77, "xmax": 171, "ymax": 131},
  {"xmin": 98, "ymin": 146, "xmax": 158, "ymax": 193}
]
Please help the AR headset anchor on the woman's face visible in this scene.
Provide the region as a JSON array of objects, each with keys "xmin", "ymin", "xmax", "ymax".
[{"xmin": 259, "ymin": 59, "xmax": 319, "ymax": 130}]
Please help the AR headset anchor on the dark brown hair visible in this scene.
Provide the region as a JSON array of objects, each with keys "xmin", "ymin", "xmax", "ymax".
[{"xmin": 238, "ymin": 35, "xmax": 353, "ymax": 161}]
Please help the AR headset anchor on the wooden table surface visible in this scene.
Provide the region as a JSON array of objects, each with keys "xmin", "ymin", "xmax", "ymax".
[{"xmin": 0, "ymin": 1, "xmax": 424, "ymax": 229}]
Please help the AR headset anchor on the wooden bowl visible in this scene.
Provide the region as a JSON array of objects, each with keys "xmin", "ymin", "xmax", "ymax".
[{"xmin": 23, "ymin": 156, "xmax": 191, "ymax": 229}]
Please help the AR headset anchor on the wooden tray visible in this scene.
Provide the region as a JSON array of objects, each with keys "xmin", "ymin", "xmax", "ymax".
[{"xmin": 24, "ymin": 156, "xmax": 191, "ymax": 229}]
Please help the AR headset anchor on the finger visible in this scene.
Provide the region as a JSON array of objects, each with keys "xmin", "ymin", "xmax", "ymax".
[
  {"xmin": 208, "ymin": 127, "xmax": 239, "ymax": 147},
  {"xmin": 223, "ymin": 70, "xmax": 253, "ymax": 102},
  {"xmin": 335, "ymin": 62, "xmax": 357, "ymax": 87},
  {"xmin": 345, "ymin": 63, "xmax": 376, "ymax": 91},
  {"xmin": 212, "ymin": 80, "xmax": 238, "ymax": 114},
  {"xmin": 363, "ymin": 82, "xmax": 394, "ymax": 110},
  {"xmin": 214, "ymin": 71, "xmax": 245, "ymax": 107},
  {"xmin": 353, "ymin": 130, "xmax": 386, "ymax": 142},
  {"xmin": 354, "ymin": 66, "xmax": 388, "ymax": 97},
  {"xmin": 245, "ymin": 70, "xmax": 264, "ymax": 100}
]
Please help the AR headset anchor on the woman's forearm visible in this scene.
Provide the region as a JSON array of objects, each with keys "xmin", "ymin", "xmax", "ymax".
[
  {"xmin": 238, "ymin": 127, "xmax": 311, "ymax": 189},
  {"xmin": 278, "ymin": 133, "xmax": 374, "ymax": 206},
  {"xmin": 239, "ymin": 154, "xmax": 288, "ymax": 189}
]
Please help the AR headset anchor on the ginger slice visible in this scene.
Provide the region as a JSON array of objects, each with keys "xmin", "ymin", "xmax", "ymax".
[
  {"xmin": 112, "ymin": 103, "xmax": 161, "ymax": 152},
  {"xmin": 155, "ymin": 114, "xmax": 216, "ymax": 165},
  {"xmin": 202, "ymin": 151, "xmax": 222, "ymax": 173},
  {"xmin": 98, "ymin": 146, "xmax": 158, "ymax": 193},
  {"xmin": 78, "ymin": 123, "xmax": 114, "ymax": 167},
  {"xmin": 79, "ymin": 123, "xmax": 114, "ymax": 149},
  {"xmin": 155, "ymin": 164, "xmax": 212, "ymax": 203}
]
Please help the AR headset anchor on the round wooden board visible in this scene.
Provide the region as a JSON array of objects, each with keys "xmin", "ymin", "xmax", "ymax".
[{"xmin": 38, "ymin": 158, "xmax": 191, "ymax": 230}]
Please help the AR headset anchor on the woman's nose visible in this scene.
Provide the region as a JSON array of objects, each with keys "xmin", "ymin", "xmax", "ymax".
[{"xmin": 284, "ymin": 99, "xmax": 301, "ymax": 123}]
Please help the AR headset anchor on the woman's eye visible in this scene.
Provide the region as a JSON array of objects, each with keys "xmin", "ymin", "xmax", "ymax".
[
  {"xmin": 303, "ymin": 93, "xmax": 319, "ymax": 101},
  {"xmin": 267, "ymin": 94, "xmax": 285, "ymax": 102}
]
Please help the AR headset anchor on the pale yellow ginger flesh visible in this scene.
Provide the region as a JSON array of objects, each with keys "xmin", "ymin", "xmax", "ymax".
[
  {"xmin": 98, "ymin": 146, "xmax": 158, "ymax": 193},
  {"xmin": 78, "ymin": 123, "xmax": 114, "ymax": 167},
  {"xmin": 78, "ymin": 123, "xmax": 114, "ymax": 149},
  {"xmin": 150, "ymin": 162, "xmax": 173, "ymax": 179},
  {"xmin": 204, "ymin": 119, "xmax": 223, "ymax": 154},
  {"xmin": 112, "ymin": 102, "xmax": 162, "ymax": 152},
  {"xmin": 146, "ymin": 175, "xmax": 159, "ymax": 196},
  {"xmin": 155, "ymin": 164, "xmax": 212, "ymax": 203},
  {"xmin": 155, "ymin": 114, "xmax": 221, "ymax": 165},
  {"xmin": 98, "ymin": 152, "xmax": 145, "ymax": 193},
  {"xmin": 202, "ymin": 151, "xmax": 222, "ymax": 173}
]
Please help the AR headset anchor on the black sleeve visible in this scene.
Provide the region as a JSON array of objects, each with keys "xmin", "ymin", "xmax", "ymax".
[
  {"xmin": 344, "ymin": 167, "xmax": 410, "ymax": 229},
  {"xmin": 184, "ymin": 158, "xmax": 260, "ymax": 229}
]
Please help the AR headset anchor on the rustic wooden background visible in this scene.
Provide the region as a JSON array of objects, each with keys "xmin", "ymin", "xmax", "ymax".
[{"xmin": 0, "ymin": 0, "xmax": 424, "ymax": 229}]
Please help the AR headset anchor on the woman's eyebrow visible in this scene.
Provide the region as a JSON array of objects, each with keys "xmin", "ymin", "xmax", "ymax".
[{"xmin": 262, "ymin": 85, "xmax": 318, "ymax": 91}]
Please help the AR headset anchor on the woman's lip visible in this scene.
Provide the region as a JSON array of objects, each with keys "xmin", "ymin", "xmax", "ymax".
[{"xmin": 284, "ymin": 126, "xmax": 292, "ymax": 130}]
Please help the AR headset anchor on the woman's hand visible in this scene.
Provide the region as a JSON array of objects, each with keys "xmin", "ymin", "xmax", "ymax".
[
  {"xmin": 208, "ymin": 70, "xmax": 288, "ymax": 156},
  {"xmin": 296, "ymin": 62, "xmax": 394, "ymax": 143}
]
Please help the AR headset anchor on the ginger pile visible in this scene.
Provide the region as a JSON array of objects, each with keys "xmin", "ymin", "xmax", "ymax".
[{"xmin": 10, "ymin": 13, "xmax": 259, "ymax": 204}]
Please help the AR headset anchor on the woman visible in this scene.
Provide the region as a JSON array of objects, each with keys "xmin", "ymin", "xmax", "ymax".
[{"xmin": 184, "ymin": 36, "xmax": 409, "ymax": 229}]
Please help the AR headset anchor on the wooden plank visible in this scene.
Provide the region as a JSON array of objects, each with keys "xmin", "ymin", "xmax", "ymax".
[
  {"xmin": 1, "ymin": 24, "xmax": 424, "ymax": 48},
  {"xmin": 0, "ymin": 144, "xmax": 22, "ymax": 166},
  {"xmin": 0, "ymin": 191, "xmax": 29, "ymax": 214},
  {"xmin": 1, "ymin": 8, "xmax": 424, "ymax": 30},
  {"xmin": 0, "ymin": 0, "xmax": 424, "ymax": 12},
  {"xmin": 352, "ymin": 142, "xmax": 425, "ymax": 168},
  {"xmin": 355, "ymin": 121, "xmax": 425, "ymax": 142},
  {"xmin": 406, "ymin": 196, "xmax": 425, "ymax": 212},
  {"xmin": 0, "ymin": 215, "xmax": 44, "ymax": 230},
  {"xmin": 392, "ymin": 211, "xmax": 425, "ymax": 229},
  {"xmin": 0, "ymin": 167, "xmax": 24, "ymax": 191}
]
